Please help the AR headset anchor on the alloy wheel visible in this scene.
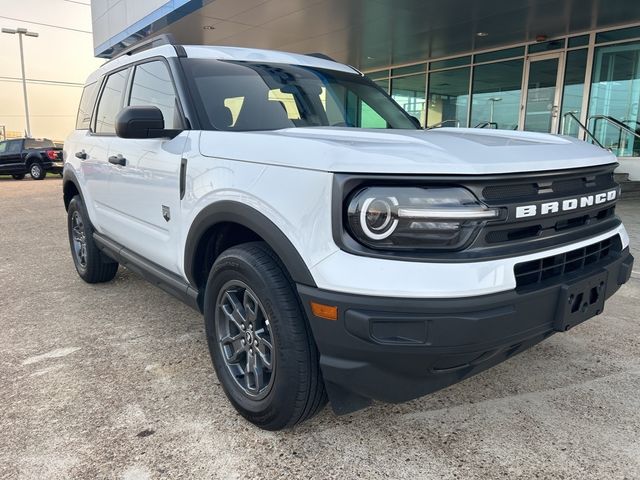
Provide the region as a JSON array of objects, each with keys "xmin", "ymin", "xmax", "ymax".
[
  {"xmin": 215, "ymin": 280, "xmax": 275, "ymax": 399},
  {"xmin": 71, "ymin": 210, "xmax": 87, "ymax": 268}
]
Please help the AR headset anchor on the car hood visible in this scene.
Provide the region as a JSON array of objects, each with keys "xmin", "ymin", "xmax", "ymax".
[{"xmin": 198, "ymin": 127, "xmax": 616, "ymax": 175}]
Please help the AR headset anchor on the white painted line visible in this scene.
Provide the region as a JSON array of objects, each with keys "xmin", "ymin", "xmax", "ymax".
[{"xmin": 22, "ymin": 347, "xmax": 81, "ymax": 366}]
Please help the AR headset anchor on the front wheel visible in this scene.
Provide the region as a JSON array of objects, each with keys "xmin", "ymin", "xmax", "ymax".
[
  {"xmin": 29, "ymin": 162, "xmax": 46, "ymax": 180},
  {"xmin": 67, "ymin": 195, "xmax": 119, "ymax": 283},
  {"xmin": 204, "ymin": 242, "xmax": 326, "ymax": 430}
]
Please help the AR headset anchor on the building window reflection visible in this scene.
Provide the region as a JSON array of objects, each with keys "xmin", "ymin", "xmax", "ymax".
[
  {"xmin": 391, "ymin": 74, "xmax": 426, "ymax": 126},
  {"xmin": 560, "ymin": 49, "xmax": 588, "ymax": 137},
  {"xmin": 427, "ymin": 67, "xmax": 470, "ymax": 128},
  {"xmin": 362, "ymin": 23, "xmax": 640, "ymax": 159},
  {"xmin": 470, "ymin": 59, "xmax": 523, "ymax": 130},
  {"xmin": 589, "ymin": 41, "xmax": 640, "ymax": 156}
]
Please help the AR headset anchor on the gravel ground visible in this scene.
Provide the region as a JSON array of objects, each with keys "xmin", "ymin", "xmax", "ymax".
[{"xmin": 1, "ymin": 177, "xmax": 639, "ymax": 480}]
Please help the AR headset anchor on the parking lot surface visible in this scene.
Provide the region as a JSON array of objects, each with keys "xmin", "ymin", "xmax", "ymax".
[{"xmin": 1, "ymin": 178, "xmax": 639, "ymax": 479}]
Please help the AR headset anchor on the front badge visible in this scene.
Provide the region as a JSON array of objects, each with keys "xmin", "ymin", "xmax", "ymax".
[{"xmin": 515, "ymin": 189, "xmax": 618, "ymax": 219}]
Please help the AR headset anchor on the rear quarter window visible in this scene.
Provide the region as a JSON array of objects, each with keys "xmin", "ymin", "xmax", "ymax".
[{"xmin": 76, "ymin": 82, "xmax": 99, "ymax": 130}]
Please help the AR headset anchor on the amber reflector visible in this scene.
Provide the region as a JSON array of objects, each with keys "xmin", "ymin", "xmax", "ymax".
[{"xmin": 310, "ymin": 302, "xmax": 338, "ymax": 321}]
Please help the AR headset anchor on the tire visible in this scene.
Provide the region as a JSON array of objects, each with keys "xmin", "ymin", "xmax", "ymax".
[
  {"xmin": 12, "ymin": 174, "xmax": 25, "ymax": 180},
  {"xmin": 29, "ymin": 162, "xmax": 46, "ymax": 180},
  {"xmin": 67, "ymin": 195, "xmax": 119, "ymax": 283},
  {"xmin": 204, "ymin": 242, "xmax": 327, "ymax": 430}
]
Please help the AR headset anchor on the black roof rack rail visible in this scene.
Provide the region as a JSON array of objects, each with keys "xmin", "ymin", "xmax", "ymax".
[
  {"xmin": 108, "ymin": 33, "xmax": 185, "ymax": 63},
  {"xmin": 306, "ymin": 52, "xmax": 337, "ymax": 62}
]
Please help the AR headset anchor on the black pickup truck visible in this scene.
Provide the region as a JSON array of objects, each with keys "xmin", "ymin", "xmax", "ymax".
[{"xmin": 0, "ymin": 138, "xmax": 63, "ymax": 180}]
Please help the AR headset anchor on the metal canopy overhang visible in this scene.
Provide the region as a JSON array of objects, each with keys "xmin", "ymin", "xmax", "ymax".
[{"xmin": 103, "ymin": 0, "xmax": 640, "ymax": 68}]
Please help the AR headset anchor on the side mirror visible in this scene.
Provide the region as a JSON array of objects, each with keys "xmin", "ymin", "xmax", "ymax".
[{"xmin": 115, "ymin": 106, "xmax": 174, "ymax": 139}]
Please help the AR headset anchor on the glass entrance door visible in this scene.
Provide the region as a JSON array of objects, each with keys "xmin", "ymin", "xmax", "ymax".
[{"xmin": 522, "ymin": 53, "xmax": 564, "ymax": 133}]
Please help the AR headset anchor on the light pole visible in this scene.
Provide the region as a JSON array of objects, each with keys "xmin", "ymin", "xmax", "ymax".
[
  {"xmin": 2, "ymin": 27, "xmax": 39, "ymax": 138},
  {"xmin": 488, "ymin": 97, "xmax": 502, "ymax": 123}
]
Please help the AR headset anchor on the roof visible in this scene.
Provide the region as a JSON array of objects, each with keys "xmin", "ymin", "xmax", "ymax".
[{"xmin": 85, "ymin": 44, "xmax": 356, "ymax": 85}]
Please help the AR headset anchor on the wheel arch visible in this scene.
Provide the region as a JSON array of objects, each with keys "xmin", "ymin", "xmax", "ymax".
[
  {"xmin": 62, "ymin": 168, "xmax": 82, "ymax": 211},
  {"xmin": 25, "ymin": 153, "xmax": 43, "ymax": 167},
  {"xmin": 185, "ymin": 201, "xmax": 317, "ymax": 291}
]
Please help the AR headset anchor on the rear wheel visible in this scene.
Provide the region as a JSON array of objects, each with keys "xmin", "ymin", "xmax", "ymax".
[
  {"xmin": 67, "ymin": 195, "xmax": 118, "ymax": 283},
  {"xmin": 29, "ymin": 162, "xmax": 46, "ymax": 180},
  {"xmin": 12, "ymin": 174, "xmax": 25, "ymax": 180},
  {"xmin": 204, "ymin": 242, "xmax": 326, "ymax": 430}
]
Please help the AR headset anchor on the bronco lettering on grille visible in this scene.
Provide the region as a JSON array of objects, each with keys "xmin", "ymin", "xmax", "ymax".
[{"xmin": 515, "ymin": 189, "xmax": 618, "ymax": 219}]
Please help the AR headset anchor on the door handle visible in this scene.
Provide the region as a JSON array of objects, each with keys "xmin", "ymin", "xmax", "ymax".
[
  {"xmin": 108, "ymin": 154, "xmax": 127, "ymax": 166},
  {"xmin": 75, "ymin": 150, "xmax": 87, "ymax": 160}
]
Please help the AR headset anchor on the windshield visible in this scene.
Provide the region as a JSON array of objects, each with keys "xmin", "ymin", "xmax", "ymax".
[{"xmin": 183, "ymin": 59, "xmax": 418, "ymax": 131}]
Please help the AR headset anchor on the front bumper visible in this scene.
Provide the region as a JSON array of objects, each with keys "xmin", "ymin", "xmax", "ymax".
[{"xmin": 298, "ymin": 246, "xmax": 634, "ymax": 415}]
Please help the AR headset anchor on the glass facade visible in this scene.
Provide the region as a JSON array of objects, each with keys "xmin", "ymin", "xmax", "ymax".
[
  {"xmin": 588, "ymin": 41, "xmax": 640, "ymax": 156},
  {"xmin": 427, "ymin": 67, "xmax": 469, "ymax": 127},
  {"xmin": 471, "ymin": 59, "xmax": 523, "ymax": 130},
  {"xmin": 364, "ymin": 23, "xmax": 640, "ymax": 158},
  {"xmin": 391, "ymin": 74, "xmax": 426, "ymax": 126},
  {"xmin": 560, "ymin": 49, "xmax": 588, "ymax": 137}
]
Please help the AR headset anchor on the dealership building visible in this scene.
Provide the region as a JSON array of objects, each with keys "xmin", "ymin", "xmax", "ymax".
[{"xmin": 91, "ymin": 0, "xmax": 640, "ymax": 178}]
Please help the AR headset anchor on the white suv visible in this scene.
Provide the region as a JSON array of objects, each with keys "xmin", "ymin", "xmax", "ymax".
[{"xmin": 63, "ymin": 36, "xmax": 634, "ymax": 430}]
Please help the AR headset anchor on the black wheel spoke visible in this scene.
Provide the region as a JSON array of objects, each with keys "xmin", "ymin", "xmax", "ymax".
[
  {"xmin": 243, "ymin": 289, "xmax": 259, "ymax": 323},
  {"xmin": 245, "ymin": 352, "xmax": 263, "ymax": 393},
  {"xmin": 222, "ymin": 291, "xmax": 246, "ymax": 331},
  {"xmin": 254, "ymin": 330, "xmax": 273, "ymax": 370},
  {"xmin": 221, "ymin": 333, "xmax": 244, "ymax": 362}
]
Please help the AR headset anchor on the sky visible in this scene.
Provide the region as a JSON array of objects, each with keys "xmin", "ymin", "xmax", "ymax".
[{"xmin": 0, "ymin": 0, "xmax": 104, "ymax": 141}]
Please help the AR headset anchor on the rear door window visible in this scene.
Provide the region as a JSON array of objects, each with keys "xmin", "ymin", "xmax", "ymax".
[
  {"xmin": 6, "ymin": 140, "xmax": 22, "ymax": 154},
  {"xmin": 95, "ymin": 68, "xmax": 130, "ymax": 134}
]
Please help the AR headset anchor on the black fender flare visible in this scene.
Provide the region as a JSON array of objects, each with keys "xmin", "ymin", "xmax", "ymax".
[
  {"xmin": 62, "ymin": 167, "xmax": 83, "ymax": 210},
  {"xmin": 184, "ymin": 201, "xmax": 317, "ymax": 288},
  {"xmin": 25, "ymin": 153, "xmax": 43, "ymax": 167}
]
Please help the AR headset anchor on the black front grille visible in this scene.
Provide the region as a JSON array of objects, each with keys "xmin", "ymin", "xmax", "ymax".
[
  {"xmin": 483, "ymin": 183, "xmax": 537, "ymax": 200},
  {"xmin": 472, "ymin": 165, "xmax": 620, "ymax": 252},
  {"xmin": 482, "ymin": 170, "xmax": 614, "ymax": 202},
  {"xmin": 483, "ymin": 206, "xmax": 616, "ymax": 245},
  {"xmin": 514, "ymin": 236, "xmax": 620, "ymax": 288}
]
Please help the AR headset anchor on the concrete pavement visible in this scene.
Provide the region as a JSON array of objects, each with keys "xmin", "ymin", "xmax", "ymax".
[{"xmin": 1, "ymin": 177, "xmax": 639, "ymax": 479}]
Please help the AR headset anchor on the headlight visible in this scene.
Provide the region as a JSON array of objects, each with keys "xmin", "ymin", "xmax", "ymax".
[{"xmin": 346, "ymin": 186, "xmax": 500, "ymax": 251}]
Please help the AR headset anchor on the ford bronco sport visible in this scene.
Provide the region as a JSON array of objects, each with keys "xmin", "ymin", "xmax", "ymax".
[{"xmin": 63, "ymin": 36, "xmax": 634, "ymax": 430}]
